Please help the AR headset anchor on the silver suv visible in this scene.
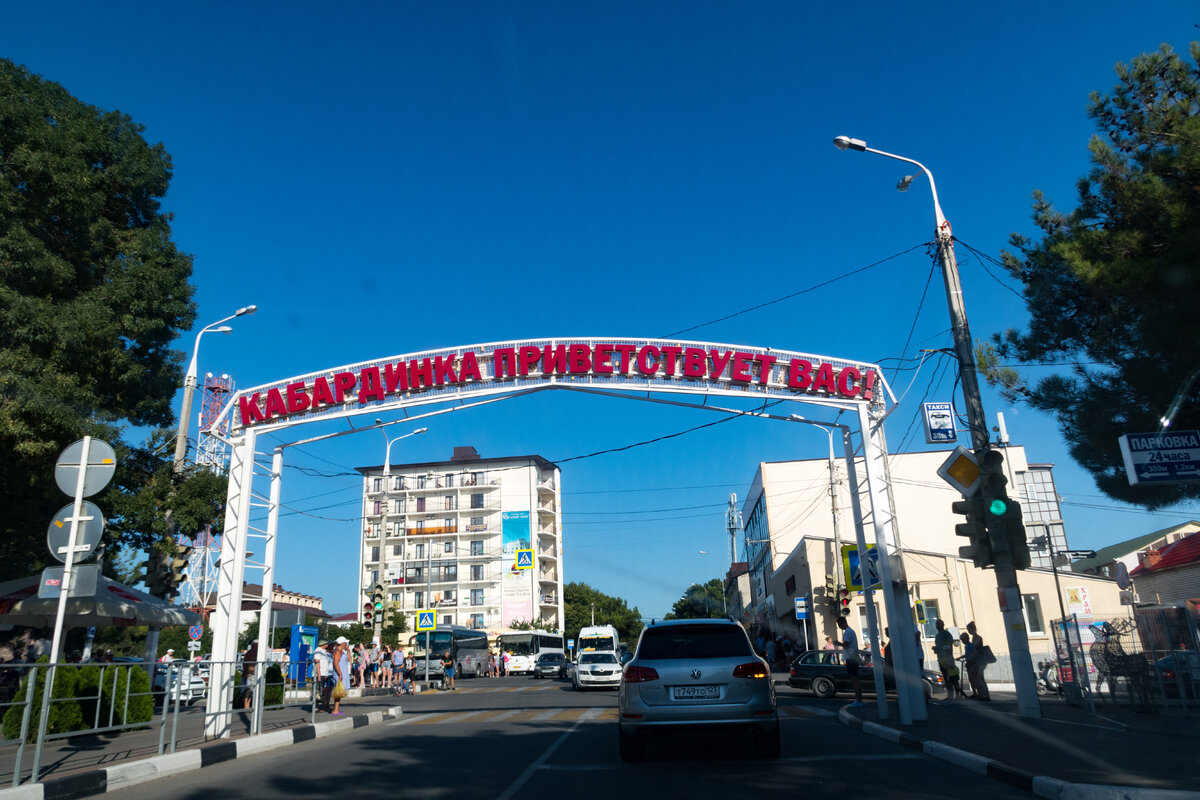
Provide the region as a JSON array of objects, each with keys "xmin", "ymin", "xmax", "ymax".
[{"xmin": 617, "ymin": 619, "xmax": 779, "ymax": 761}]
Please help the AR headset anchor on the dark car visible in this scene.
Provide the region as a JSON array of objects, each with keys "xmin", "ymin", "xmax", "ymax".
[
  {"xmin": 788, "ymin": 650, "xmax": 945, "ymax": 699},
  {"xmin": 532, "ymin": 651, "xmax": 568, "ymax": 679}
]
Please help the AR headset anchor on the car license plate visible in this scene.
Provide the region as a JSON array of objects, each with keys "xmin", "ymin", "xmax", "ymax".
[{"xmin": 672, "ymin": 685, "xmax": 719, "ymax": 700}]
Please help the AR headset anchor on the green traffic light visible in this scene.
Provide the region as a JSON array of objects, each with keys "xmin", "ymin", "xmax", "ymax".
[
  {"xmin": 988, "ymin": 498, "xmax": 1008, "ymax": 516},
  {"xmin": 374, "ymin": 601, "xmax": 384, "ymax": 610}
]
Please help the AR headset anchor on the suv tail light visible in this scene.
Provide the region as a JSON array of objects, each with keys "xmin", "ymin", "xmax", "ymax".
[
  {"xmin": 623, "ymin": 665, "xmax": 659, "ymax": 683},
  {"xmin": 733, "ymin": 662, "xmax": 770, "ymax": 679}
]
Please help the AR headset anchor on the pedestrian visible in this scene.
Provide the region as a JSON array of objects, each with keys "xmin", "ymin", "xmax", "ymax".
[
  {"xmin": 933, "ymin": 619, "xmax": 963, "ymax": 699},
  {"xmin": 313, "ymin": 639, "xmax": 334, "ymax": 712},
  {"xmin": 882, "ymin": 627, "xmax": 893, "ymax": 679},
  {"xmin": 391, "ymin": 645, "xmax": 403, "ymax": 688},
  {"xmin": 242, "ymin": 640, "xmax": 258, "ymax": 709},
  {"xmin": 159, "ymin": 648, "xmax": 175, "ymax": 663},
  {"xmin": 502, "ymin": 650, "xmax": 510, "ymax": 677},
  {"xmin": 764, "ymin": 637, "xmax": 777, "ymax": 668},
  {"xmin": 332, "ymin": 636, "xmax": 350, "ymax": 715},
  {"xmin": 823, "ymin": 636, "xmax": 835, "ymax": 651},
  {"xmin": 836, "ymin": 616, "xmax": 864, "ymax": 708},
  {"xmin": 442, "ymin": 649, "xmax": 456, "ymax": 690},
  {"xmin": 402, "ymin": 651, "xmax": 416, "ymax": 694},
  {"xmin": 966, "ymin": 621, "xmax": 991, "ymax": 701}
]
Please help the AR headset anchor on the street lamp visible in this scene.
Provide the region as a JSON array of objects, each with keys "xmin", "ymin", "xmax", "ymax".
[
  {"xmin": 173, "ymin": 305, "xmax": 257, "ymax": 473},
  {"xmin": 832, "ymin": 135, "xmax": 1040, "ymax": 718},
  {"xmin": 374, "ymin": 424, "xmax": 428, "ymax": 656}
]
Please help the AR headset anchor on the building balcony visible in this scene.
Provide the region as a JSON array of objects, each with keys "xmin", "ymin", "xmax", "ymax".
[{"xmin": 405, "ymin": 525, "xmax": 458, "ymax": 536}]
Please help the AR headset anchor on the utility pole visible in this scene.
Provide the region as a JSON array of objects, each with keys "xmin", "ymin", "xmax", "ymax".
[
  {"xmin": 835, "ymin": 135, "xmax": 1040, "ymax": 718},
  {"xmin": 591, "ymin": 602, "xmax": 595, "ymax": 626}
]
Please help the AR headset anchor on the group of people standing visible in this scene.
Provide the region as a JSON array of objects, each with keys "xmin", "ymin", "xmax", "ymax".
[
  {"xmin": 752, "ymin": 630, "xmax": 795, "ymax": 671},
  {"xmin": 835, "ymin": 616, "xmax": 992, "ymax": 705}
]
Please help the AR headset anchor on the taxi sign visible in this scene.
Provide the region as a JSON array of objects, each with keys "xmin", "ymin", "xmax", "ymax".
[
  {"xmin": 417, "ymin": 610, "xmax": 437, "ymax": 631},
  {"xmin": 514, "ymin": 549, "xmax": 534, "ymax": 569},
  {"xmin": 922, "ymin": 402, "xmax": 958, "ymax": 444}
]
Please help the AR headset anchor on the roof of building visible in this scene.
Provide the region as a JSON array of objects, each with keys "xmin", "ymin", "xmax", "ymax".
[
  {"xmin": 1130, "ymin": 531, "xmax": 1200, "ymax": 576},
  {"xmin": 328, "ymin": 612, "xmax": 359, "ymax": 622},
  {"xmin": 355, "ymin": 450, "xmax": 558, "ymax": 474},
  {"xmin": 1072, "ymin": 521, "xmax": 1200, "ymax": 572}
]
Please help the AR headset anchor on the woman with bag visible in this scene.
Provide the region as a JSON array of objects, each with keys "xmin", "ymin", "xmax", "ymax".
[{"xmin": 331, "ymin": 636, "xmax": 350, "ymax": 715}]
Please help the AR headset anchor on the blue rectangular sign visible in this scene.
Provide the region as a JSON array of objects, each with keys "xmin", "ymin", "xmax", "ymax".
[{"xmin": 1119, "ymin": 431, "xmax": 1200, "ymax": 485}]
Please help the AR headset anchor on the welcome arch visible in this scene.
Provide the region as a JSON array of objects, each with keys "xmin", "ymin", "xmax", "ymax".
[{"xmin": 203, "ymin": 337, "xmax": 927, "ymax": 733}]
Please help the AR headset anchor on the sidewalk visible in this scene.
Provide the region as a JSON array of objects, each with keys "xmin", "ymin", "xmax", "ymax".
[
  {"xmin": 839, "ymin": 688, "xmax": 1200, "ymax": 797},
  {"xmin": 0, "ymin": 690, "xmax": 401, "ymax": 789}
]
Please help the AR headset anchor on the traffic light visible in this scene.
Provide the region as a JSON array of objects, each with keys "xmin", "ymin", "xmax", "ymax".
[
  {"xmin": 825, "ymin": 575, "xmax": 839, "ymax": 616},
  {"xmin": 837, "ymin": 587, "xmax": 851, "ymax": 617},
  {"xmin": 363, "ymin": 602, "xmax": 374, "ymax": 629},
  {"xmin": 367, "ymin": 583, "xmax": 386, "ymax": 630},
  {"xmin": 165, "ymin": 545, "xmax": 191, "ymax": 599},
  {"xmin": 144, "ymin": 549, "xmax": 170, "ymax": 597},
  {"xmin": 952, "ymin": 494, "xmax": 992, "ymax": 568},
  {"xmin": 978, "ymin": 450, "xmax": 1031, "ymax": 570}
]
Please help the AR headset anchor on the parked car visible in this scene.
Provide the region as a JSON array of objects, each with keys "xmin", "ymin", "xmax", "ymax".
[
  {"xmin": 617, "ymin": 619, "xmax": 779, "ymax": 761},
  {"xmin": 788, "ymin": 650, "xmax": 945, "ymax": 699},
  {"xmin": 152, "ymin": 661, "xmax": 208, "ymax": 706},
  {"xmin": 573, "ymin": 652, "xmax": 621, "ymax": 690},
  {"xmin": 532, "ymin": 652, "xmax": 568, "ymax": 679}
]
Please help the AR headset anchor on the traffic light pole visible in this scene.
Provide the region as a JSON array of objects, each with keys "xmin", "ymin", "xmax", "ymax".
[{"xmin": 934, "ymin": 206, "xmax": 1041, "ymax": 719}]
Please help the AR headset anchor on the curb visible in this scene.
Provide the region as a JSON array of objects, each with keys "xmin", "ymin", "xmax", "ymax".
[
  {"xmin": 836, "ymin": 707, "xmax": 1198, "ymax": 800},
  {"xmin": 0, "ymin": 706, "xmax": 403, "ymax": 800}
]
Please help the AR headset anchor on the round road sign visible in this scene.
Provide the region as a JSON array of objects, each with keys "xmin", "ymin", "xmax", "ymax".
[
  {"xmin": 54, "ymin": 439, "xmax": 117, "ymax": 497},
  {"xmin": 46, "ymin": 502, "xmax": 105, "ymax": 563}
]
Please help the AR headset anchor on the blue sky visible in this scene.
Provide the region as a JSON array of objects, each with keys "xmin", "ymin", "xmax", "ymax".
[{"xmin": 5, "ymin": 2, "xmax": 1199, "ymax": 619}]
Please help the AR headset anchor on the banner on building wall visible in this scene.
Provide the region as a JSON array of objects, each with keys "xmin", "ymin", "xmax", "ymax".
[
  {"xmin": 1065, "ymin": 586, "xmax": 1092, "ymax": 617},
  {"xmin": 502, "ymin": 511, "xmax": 534, "ymax": 626}
]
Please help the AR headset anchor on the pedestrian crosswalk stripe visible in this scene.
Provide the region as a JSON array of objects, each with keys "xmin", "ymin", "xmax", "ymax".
[{"xmin": 393, "ymin": 705, "xmax": 830, "ymax": 728}]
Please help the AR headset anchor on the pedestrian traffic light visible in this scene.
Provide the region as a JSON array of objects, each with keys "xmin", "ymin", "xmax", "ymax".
[
  {"xmin": 165, "ymin": 545, "xmax": 192, "ymax": 599},
  {"xmin": 143, "ymin": 549, "xmax": 170, "ymax": 598},
  {"xmin": 837, "ymin": 587, "xmax": 851, "ymax": 617},
  {"xmin": 952, "ymin": 494, "xmax": 992, "ymax": 569}
]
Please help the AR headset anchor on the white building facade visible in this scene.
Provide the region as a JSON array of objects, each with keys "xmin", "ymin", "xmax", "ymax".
[
  {"xmin": 739, "ymin": 446, "xmax": 1124, "ymax": 666},
  {"xmin": 357, "ymin": 447, "xmax": 564, "ymax": 636}
]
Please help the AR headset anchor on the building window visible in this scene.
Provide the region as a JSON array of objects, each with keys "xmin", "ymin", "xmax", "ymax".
[
  {"xmin": 471, "ymin": 588, "xmax": 484, "ymax": 605},
  {"xmin": 470, "ymin": 613, "xmax": 484, "ymax": 629},
  {"xmin": 390, "ymin": 593, "xmax": 401, "ymax": 602},
  {"xmin": 471, "ymin": 564, "xmax": 483, "ymax": 581},
  {"xmin": 1022, "ymin": 594, "xmax": 1045, "ymax": 634},
  {"xmin": 417, "ymin": 475, "xmax": 427, "ymax": 489},
  {"xmin": 445, "ymin": 495, "xmax": 455, "ymax": 510},
  {"xmin": 373, "ymin": 500, "xmax": 382, "ymax": 515},
  {"xmin": 444, "ymin": 541, "xmax": 453, "ymax": 554},
  {"xmin": 416, "ymin": 497, "xmax": 426, "ymax": 512},
  {"xmin": 397, "ymin": 498, "xmax": 406, "ymax": 513},
  {"xmin": 471, "ymin": 493, "xmax": 484, "ymax": 509},
  {"xmin": 444, "ymin": 518, "xmax": 454, "ymax": 532},
  {"xmin": 392, "ymin": 544, "xmax": 403, "ymax": 557},
  {"xmin": 392, "ymin": 476, "xmax": 404, "ymax": 491},
  {"xmin": 470, "ymin": 516, "xmax": 484, "ymax": 529},
  {"xmin": 470, "ymin": 540, "xmax": 484, "ymax": 556},
  {"xmin": 444, "ymin": 564, "xmax": 457, "ymax": 580},
  {"xmin": 415, "ymin": 592, "xmax": 423, "ymax": 608},
  {"xmin": 919, "ymin": 599, "xmax": 941, "ymax": 639},
  {"xmin": 372, "ymin": 477, "xmax": 382, "ymax": 492},
  {"xmin": 446, "ymin": 474, "xmax": 455, "ymax": 488},
  {"xmin": 444, "ymin": 590, "xmax": 455, "ymax": 602},
  {"xmin": 371, "ymin": 569, "xmax": 379, "ymax": 584},
  {"xmin": 415, "ymin": 543, "xmax": 424, "ymax": 559},
  {"xmin": 442, "ymin": 615, "xmax": 453, "ymax": 625},
  {"xmin": 370, "ymin": 546, "xmax": 380, "ymax": 562}
]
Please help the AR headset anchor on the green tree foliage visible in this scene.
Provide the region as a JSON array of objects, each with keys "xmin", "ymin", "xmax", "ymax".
[
  {"xmin": 76, "ymin": 663, "xmax": 154, "ymax": 727},
  {"xmin": 0, "ymin": 59, "xmax": 198, "ymax": 580},
  {"xmin": 563, "ymin": 582, "xmax": 642, "ymax": 646},
  {"xmin": 664, "ymin": 579, "xmax": 726, "ymax": 620},
  {"xmin": 986, "ymin": 43, "xmax": 1200, "ymax": 508},
  {"xmin": 2, "ymin": 658, "xmax": 83, "ymax": 741}
]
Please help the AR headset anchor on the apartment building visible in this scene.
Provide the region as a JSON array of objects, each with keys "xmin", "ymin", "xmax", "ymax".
[{"xmin": 356, "ymin": 446, "xmax": 564, "ymax": 635}]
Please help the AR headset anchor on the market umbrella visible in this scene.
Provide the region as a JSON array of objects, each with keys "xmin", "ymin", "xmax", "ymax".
[{"xmin": 0, "ymin": 573, "xmax": 201, "ymax": 629}]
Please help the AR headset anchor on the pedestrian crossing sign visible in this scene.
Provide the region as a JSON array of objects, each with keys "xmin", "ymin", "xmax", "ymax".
[
  {"xmin": 514, "ymin": 549, "xmax": 534, "ymax": 569},
  {"xmin": 417, "ymin": 610, "xmax": 437, "ymax": 631}
]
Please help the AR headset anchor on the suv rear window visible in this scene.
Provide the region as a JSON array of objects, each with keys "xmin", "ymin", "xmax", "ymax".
[{"xmin": 636, "ymin": 625, "xmax": 753, "ymax": 660}]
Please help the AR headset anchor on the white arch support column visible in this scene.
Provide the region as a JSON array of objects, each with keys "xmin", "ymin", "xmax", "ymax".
[
  {"xmin": 858, "ymin": 403, "xmax": 927, "ymax": 724},
  {"xmin": 250, "ymin": 448, "xmax": 283, "ymax": 735},
  {"xmin": 206, "ymin": 427, "xmax": 257, "ymax": 738}
]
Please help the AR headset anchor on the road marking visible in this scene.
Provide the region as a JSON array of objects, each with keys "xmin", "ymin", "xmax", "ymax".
[
  {"xmin": 537, "ymin": 753, "xmax": 923, "ymax": 771},
  {"xmin": 495, "ymin": 713, "xmax": 590, "ymax": 800}
]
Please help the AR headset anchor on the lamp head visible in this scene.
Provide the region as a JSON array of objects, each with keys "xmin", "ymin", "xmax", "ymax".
[
  {"xmin": 833, "ymin": 135, "xmax": 867, "ymax": 152},
  {"xmin": 897, "ymin": 175, "xmax": 916, "ymax": 192},
  {"xmin": 235, "ymin": 305, "xmax": 258, "ymax": 317},
  {"xmin": 214, "ymin": 326, "xmax": 233, "ymax": 335}
]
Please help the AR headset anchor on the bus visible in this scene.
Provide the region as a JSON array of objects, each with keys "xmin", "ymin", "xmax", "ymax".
[
  {"xmin": 498, "ymin": 630, "xmax": 564, "ymax": 675},
  {"xmin": 407, "ymin": 625, "xmax": 490, "ymax": 678},
  {"xmin": 576, "ymin": 624, "xmax": 620, "ymax": 659}
]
